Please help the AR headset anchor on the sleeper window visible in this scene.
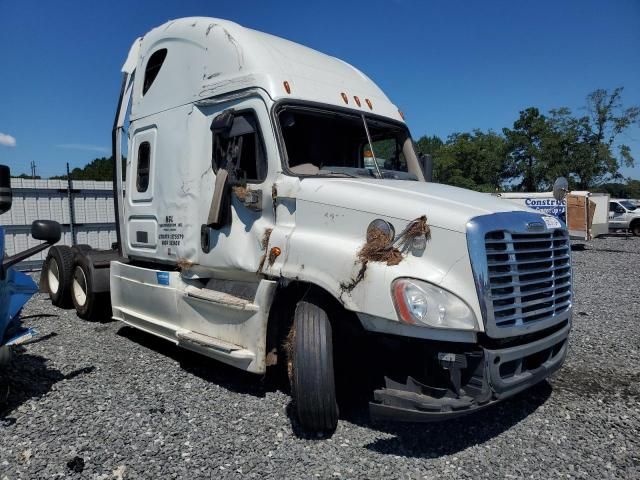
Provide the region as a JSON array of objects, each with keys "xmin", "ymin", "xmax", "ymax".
[
  {"xmin": 143, "ymin": 49, "xmax": 167, "ymax": 95},
  {"xmin": 212, "ymin": 112, "xmax": 267, "ymax": 183},
  {"xmin": 136, "ymin": 141, "xmax": 150, "ymax": 192}
]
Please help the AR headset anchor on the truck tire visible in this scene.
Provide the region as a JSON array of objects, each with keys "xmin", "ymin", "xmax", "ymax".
[
  {"xmin": 71, "ymin": 256, "xmax": 108, "ymax": 321},
  {"xmin": 288, "ymin": 298, "xmax": 338, "ymax": 434},
  {"xmin": 631, "ymin": 221, "xmax": 640, "ymax": 237},
  {"xmin": 72, "ymin": 244, "xmax": 92, "ymax": 254},
  {"xmin": 43, "ymin": 246, "xmax": 75, "ymax": 307}
]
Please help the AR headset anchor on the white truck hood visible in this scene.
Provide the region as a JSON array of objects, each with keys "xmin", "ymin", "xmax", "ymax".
[{"xmin": 295, "ymin": 178, "xmax": 533, "ymax": 233}]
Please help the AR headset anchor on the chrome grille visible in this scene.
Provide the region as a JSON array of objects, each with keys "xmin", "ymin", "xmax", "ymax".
[
  {"xmin": 466, "ymin": 212, "xmax": 573, "ymax": 338},
  {"xmin": 484, "ymin": 229, "xmax": 571, "ymax": 328}
]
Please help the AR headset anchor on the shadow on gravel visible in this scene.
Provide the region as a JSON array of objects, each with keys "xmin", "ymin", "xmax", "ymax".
[
  {"xmin": 597, "ymin": 233, "xmax": 637, "ymax": 239},
  {"xmin": 551, "ymin": 366, "xmax": 640, "ymax": 399},
  {"xmin": 115, "ymin": 326, "xmax": 554, "ymax": 452},
  {"xmin": 0, "ymin": 348, "xmax": 95, "ymax": 422},
  {"xmin": 22, "ymin": 332, "xmax": 58, "ymax": 345},
  {"xmin": 581, "ymin": 247, "xmax": 640, "ymax": 255},
  {"xmin": 116, "ymin": 326, "xmax": 281, "ymax": 398},
  {"xmin": 19, "ymin": 313, "xmax": 59, "ymax": 320},
  {"xmin": 346, "ymin": 381, "xmax": 552, "ymax": 457},
  {"xmin": 281, "ymin": 378, "xmax": 553, "ymax": 446}
]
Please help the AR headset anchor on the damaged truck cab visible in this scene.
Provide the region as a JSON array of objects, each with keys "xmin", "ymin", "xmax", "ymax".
[{"xmin": 53, "ymin": 17, "xmax": 572, "ymax": 433}]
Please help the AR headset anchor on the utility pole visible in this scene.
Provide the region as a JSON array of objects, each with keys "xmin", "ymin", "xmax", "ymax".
[
  {"xmin": 66, "ymin": 162, "xmax": 76, "ymax": 245},
  {"xmin": 30, "ymin": 161, "xmax": 37, "ymax": 179}
]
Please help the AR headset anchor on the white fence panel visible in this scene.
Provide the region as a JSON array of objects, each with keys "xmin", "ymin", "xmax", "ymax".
[{"xmin": 0, "ymin": 180, "xmax": 117, "ymax": 269}]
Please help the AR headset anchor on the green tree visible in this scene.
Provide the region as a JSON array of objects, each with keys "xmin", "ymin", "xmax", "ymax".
[
  {"xmin": 13, "ymin": 173, "xmax": 42, "ymax": 179},
  {"xmin": 593, "ymin": 179, "xmax": 640, "ymax": 198},
  {"xmin": 540, "ymin": 108, "xmax": 589, "ymax": 190},
  {"xmin": 414, "ymin": 135, "xmax": 444, "ymax": 156},
  {"xmin": 503, "ymin": 108, "xmax": 550, "ymax": 192},
  {"xmin": 429, "ymin": 130, "xmax": 508, "ymax": 191},
  {"xmin": 51, "ymin": 156, "xmax": 125, "ymax": 181},
  {"xmin": 537, "ymin": 88, "xmax": 639, "ymax": 190},
  {"xmin": 575, "ymin": 87, "xmax": 639, "ymax": 188}
]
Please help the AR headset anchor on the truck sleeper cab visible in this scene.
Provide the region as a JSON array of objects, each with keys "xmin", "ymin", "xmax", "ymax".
[{"xmin": 44, "ymin": 17, "xmax": 572, "ymax": 434}]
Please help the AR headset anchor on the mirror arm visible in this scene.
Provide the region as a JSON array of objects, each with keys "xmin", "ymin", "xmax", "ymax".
[{"xmin": 1, "ymin": 241, "xmax": 56, "ymax": 275}]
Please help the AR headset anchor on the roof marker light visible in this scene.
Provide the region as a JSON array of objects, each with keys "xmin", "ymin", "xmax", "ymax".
[
  {"xmin": 365, "ymin": 98, "xmax": 373, "ymax": 110},
  {"xmin": 354, "ymin": 96, "xmax": 361, "ymax": 107},
  {"xmin": 341, "ymin": 92, "xmax": 349, "ymax": 104},
  {"xmin": 283, "ymin": 81, "xmax": 291, "ymax": 94},
  {"xmin": 398, "ymin": 109, "xmax": 405, "ymax": 119}
]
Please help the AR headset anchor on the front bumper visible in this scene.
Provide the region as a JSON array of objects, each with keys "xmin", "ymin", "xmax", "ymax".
[{"xmin": 370, "ymin": 321, "xmax": 570, "ymax": 422}]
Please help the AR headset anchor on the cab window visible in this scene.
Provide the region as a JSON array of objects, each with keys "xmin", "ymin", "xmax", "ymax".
[
  {"xmin": 136, "ymin": 141, "xmax": 150, "ymax": 192},
  {"xmin": 212, "ymin": 112, "xmax": 267, "ymax": 183},
  {"xmin": 365, "ymin": 137, "xmax": 407, "ymax": 172}
]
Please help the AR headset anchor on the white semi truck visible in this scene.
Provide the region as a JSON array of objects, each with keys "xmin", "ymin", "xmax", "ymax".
[{"xmin": 42, "ymin": 17, "xmax": 573, "ymax": 433}]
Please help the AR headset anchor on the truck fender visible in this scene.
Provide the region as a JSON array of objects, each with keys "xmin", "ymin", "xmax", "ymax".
[{"xmin": 73, "ymin": 250, "xmax": 118, "ymax": 294}]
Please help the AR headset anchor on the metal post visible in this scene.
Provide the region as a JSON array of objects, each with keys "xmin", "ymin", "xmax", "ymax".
[{"xmin": 66, "ymin": 162, "xmax": 76, "ymax": 246}]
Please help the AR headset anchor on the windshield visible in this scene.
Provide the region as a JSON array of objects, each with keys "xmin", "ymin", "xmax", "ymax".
[
  {"xmin": 619, "ymin": 200, "xmax": 637, "ymax": 211},
  {"xmin": 278, "ymin": 106, "xmax": 423, "ymax": 180}
]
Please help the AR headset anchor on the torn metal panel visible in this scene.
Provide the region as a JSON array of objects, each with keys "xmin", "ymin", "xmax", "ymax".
[
  {"xmin": 256, "ymin": 228, "xmax": 273, "ymax": 273},
  {"xmin": 111, "ymin": 261, "xmax": 277, "ymax": 373},
  {"xmin": 198, "ymin": 74, "xmax": 257, "ymax": 98},
  {"xmin": 341, "ymin": 215, "xmax": 431, "ymax": 294}
]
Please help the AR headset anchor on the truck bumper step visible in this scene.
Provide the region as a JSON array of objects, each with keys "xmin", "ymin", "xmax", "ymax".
[
  {"xmin": 176, "ymin": 329, "xmax": 255, "ymax": 360},
  {"xmin": 184, "ymin": 285, "xmax": 259, "ymax": 311}
]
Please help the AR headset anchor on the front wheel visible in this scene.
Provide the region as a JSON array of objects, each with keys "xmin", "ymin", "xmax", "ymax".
[
  {"xmin": 288, "ymin": 298, "xmax": 338, "ymax": 434},
  {"xmin": 631, "ymin": 222, "xmax": 640, "ymax": 237}
]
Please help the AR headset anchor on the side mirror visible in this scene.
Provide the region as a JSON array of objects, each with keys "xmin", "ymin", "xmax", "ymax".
[
  {"xmin": 31, "ymin": 220, "xmax": 62, "ymax": 244},
  {"xmin": 553, "ymin": 177, "xmax": 569, "ymax": 201},
  {"xmin": 2, "ymin": 219, "xmax": 62, "ymax": 274},
  {"xmin": 0, "ymin": 164, "xmax": 12, "ymax": 215},
  {"xmin": 419, "ymin": 153, "xmax": 433, "ymax": 182},
  {"xmin": 616, "ymin": 206, "xmax": 626, "ymax": 214},
  {"xmin": 210, "ymin": 109, "xmax": 234, "ymax": 136}
]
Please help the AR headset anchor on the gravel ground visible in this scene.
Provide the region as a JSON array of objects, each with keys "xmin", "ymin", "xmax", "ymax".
[{"xmin": 1, "ymin": 235, "xmax": 639, "ymax": 479}]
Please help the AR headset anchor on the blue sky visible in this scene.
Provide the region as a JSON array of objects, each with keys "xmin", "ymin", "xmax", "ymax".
[{"xmin": 1, "ymin": 0, "xmax": 639, "ymax": 179}]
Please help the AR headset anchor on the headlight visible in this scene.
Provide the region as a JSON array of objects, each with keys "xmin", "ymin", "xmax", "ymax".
[{"xmin": 391, "ymin": 278, "xmax": 478, "ymax": 331}]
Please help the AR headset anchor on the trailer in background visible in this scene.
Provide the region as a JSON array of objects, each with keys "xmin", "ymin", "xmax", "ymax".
[
  {"xmin": 496, "ymin": 191, "xmax": 609, "ymax": 240},
  {"xmin": 0, "ymin": 178, "xmax": 116, "ymax": 270}
]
